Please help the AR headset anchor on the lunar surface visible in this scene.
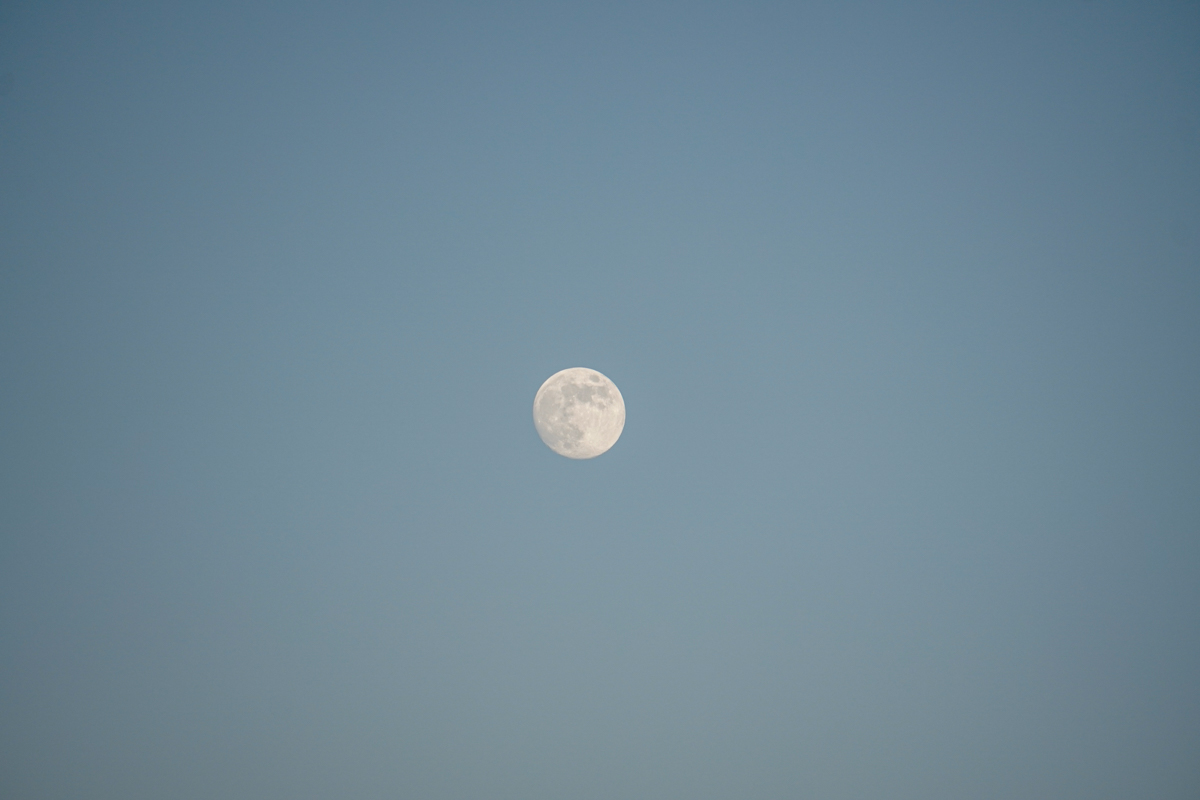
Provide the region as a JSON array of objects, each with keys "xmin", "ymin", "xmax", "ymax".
[{"xmin": 533, "ymin": 368, "xmax": 625, "ymax": 459}]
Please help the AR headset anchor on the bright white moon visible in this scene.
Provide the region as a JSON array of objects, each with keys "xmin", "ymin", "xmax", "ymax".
[{"xmin": 533, "ymin": 367, "xmax": 625, "ymax": 459}]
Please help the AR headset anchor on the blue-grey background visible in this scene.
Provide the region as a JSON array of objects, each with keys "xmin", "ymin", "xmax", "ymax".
[{"xmin": 2, "ymin": 2, "xmax": 1198, "ymax": 797}]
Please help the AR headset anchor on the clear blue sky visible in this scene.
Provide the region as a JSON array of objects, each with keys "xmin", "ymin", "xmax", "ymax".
[{"xmin": 2, "ymin": 2, "xmax": 1198, "ymax": 797}]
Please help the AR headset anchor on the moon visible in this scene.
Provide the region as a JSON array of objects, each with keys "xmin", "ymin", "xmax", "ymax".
[{"xmin": 533, "ymin": 367, "xmax": 625, "ymax": 459}]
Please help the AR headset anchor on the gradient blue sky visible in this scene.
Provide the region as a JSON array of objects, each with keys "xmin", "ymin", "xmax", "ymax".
[{"xmin": 2, "ymin": 2, "xmax": 1198, "ymax": 798}]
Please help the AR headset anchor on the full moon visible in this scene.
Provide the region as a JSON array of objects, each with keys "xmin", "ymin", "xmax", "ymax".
[{"xmin": 533, "ymin": 367, "xmax": 625, "ymax": 459}]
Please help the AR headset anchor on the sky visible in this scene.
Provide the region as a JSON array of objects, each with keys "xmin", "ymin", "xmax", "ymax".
[{"xmin": 1, "ymin": 1, "xmax": 1198, "ymax": 798}]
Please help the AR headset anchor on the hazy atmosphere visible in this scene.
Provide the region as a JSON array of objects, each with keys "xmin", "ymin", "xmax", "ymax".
[{"xmin": 2, "ymin": 2, "xmax": 1198, "ymax": 797}]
